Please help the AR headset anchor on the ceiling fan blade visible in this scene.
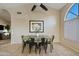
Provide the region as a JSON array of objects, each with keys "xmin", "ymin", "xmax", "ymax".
[
  {"xmin": 40, "ymin": 4, "xmax": 48, "ymax": 11},
  {"xmin": 31, "ymin": 5, "xmax": 36, "ymax": 11}
]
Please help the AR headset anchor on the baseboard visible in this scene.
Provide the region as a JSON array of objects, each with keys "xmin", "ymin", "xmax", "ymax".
[{"xmin": 61, "ymin": 40, "xmax": 79, "ymax": 53}]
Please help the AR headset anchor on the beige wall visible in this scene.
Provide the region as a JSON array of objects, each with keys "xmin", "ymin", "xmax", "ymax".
[
  {"xmin": 60, "ymin": 3, "xmax": 79, "ymax": 52},
  {"xmin": 0, "ymin": 18, "xmax": 9, "ymax": 26},
  {"xmin": 10, "ymin": 5, "xmax": 60, "ymax": 44},
  {"xmin": 64, "ymin": 18, "xmax": 79, "ymax": 42}
]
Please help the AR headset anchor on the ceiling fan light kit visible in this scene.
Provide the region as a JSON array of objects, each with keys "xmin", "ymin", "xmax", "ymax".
[
  {"xmin": 31, "ymin": 4, "xmax": 48, "ymax": 11},
  {"xmin": 31, "ymin": 5, "xmax": 36, "ymax": 11},
  {"xmin": 40, "ymin": 4, "xmax": 48, "ymax": 11}
]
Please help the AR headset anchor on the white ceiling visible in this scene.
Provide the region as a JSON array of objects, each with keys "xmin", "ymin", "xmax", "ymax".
[
  {"xmin": 0, "ymin": 3, "xmax": 66, "ymax": 10},
  {"xmin": 0, "ymin": 3, "xmax": 66, "ymax": 22},
  {"xmin": 44, "ymin": 3, "xmax": 66, "ymax": 10}
]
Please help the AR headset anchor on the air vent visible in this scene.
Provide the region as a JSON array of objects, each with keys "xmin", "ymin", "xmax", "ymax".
[{"xmin": 17, "ymin": 12, "xmax": 22, "ymax": 14}]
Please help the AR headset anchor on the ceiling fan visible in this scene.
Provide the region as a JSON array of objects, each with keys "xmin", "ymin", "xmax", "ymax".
[{"xmin": 31, "ymin": 3, "xmax": 48, "ymax": 11}]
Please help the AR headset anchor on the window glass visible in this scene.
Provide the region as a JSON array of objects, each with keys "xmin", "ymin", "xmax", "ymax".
[
  {"xmin": 70, "ymin": 3, "xmax": 78, "ymax": 16},
  {"xmin": 66, "ymin": 12, "xmax": 77, "ymax": 21},
  {"xmin": 65, "ymin": 3, "xmax": 78, "ymax": 21}
]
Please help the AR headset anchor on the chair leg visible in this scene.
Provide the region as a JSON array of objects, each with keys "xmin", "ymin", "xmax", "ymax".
[
  {"xmin": 35, "ymin": 43, "xmax": 37, "ymax": 53},
  {"xmin": 39, "ymin": 44, "xmax": 41, "ymax": 54},
  {"xmin": 29, "ymin": 44, "xmax": 32, "ymax": 53},
  {"xmin": 39, "ymin": 47, "xmax": 41, "ymax": 54},
  {"xmin": 44, "ymin": 45, "xmax": 47, "ymax": 53},
  {"xmin": 35, "ymin": 47, "xmax": 37, "ymax": 54},
  {"xmin": 50, "ymin": 44, "xmax": 53, "ymax": 53},
  {"xmin": 45, "ymin": 49, "xmax": 47, "ymax": 53},
  {"xmin": 22, "ymin": 43, "xmax": 26, "ymax": 53},
  {"xmin": 52, "ymin": 45, "xmax": 53, "ymax": 49}
]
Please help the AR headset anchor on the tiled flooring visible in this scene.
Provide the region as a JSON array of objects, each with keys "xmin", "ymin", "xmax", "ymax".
[
  {"xmin": 0, "ymin": 43, "xmax": 79, "ymax": 56},
  {"xmin": 0, "ymin": 39, "xmax": 10, "ymax": 45}
]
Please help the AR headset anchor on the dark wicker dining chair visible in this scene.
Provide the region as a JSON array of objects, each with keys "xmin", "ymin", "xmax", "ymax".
[
  {"xmin": 29, "ymin": 38, "xmax": 37, "ymax": 53},
  {"xmin": 50, "ymin": 35, "xmax": 55, "ymax": 52},
  {"xmin": 51, "ymin": 35, "xmax": 54, "ymax": 49},
  {"xmin": 39, "ymin": 37, "xmax": 48, "ymax": 54},
  {"xmin": 21, "ymin": 35, "xmax": 29, "ymax": 53}
]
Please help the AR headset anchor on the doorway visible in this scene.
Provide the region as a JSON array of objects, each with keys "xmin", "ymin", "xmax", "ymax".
[{"xmin": 0, "ymin": 9, "xmax": 11, "ymax": 45}]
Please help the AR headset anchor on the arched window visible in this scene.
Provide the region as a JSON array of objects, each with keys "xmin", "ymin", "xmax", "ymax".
[
  {"xmin": 64, "ymin": 3, "xmax": 79, "ymax": 42},
  {"xmin": 65, "ymin": 3, "xmax": 79, "ymax": 21}
]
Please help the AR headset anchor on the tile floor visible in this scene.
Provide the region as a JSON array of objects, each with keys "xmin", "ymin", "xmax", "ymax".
[{"xmin": 0, "ymin": 43, "xmax": 79, "ymax": 56}]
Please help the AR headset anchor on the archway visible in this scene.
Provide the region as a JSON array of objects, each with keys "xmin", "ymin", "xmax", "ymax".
[{"xmin": 0, "ymin": 9, "xmax": 11, "ymax": 45}]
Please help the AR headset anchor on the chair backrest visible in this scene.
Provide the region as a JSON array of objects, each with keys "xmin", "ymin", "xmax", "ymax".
[
  {"xmin": 21, "ymin": 35, "xmax": 23, "ymax": 38},
  {"xmin": 21, "ymin": 35, "xmax": 29, "ymax": 42},
  {"xmin": 41, "ymin": 37, "xmax": 48, "ymax": 43},
  {"xmin": 52, "ymin": 35, "xmax": 54, "ymax": 42},
  {"xmin": 30, "ymin": 38, "xmax": 35, "ymax": 43},
  {"xmin": 41, "ymin": 38, "xmax": 45, "ymax": 43}
]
